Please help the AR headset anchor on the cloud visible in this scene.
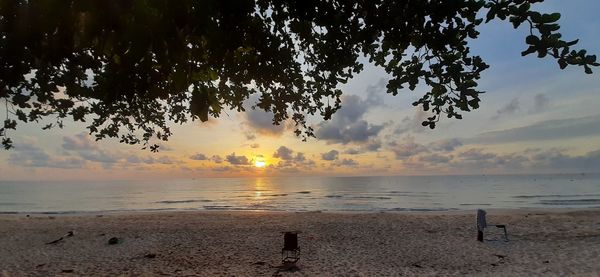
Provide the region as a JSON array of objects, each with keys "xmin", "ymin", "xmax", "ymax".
[
  {"xmin": 273, "ymin": 146, "xmax": 294, "ymax": 160},
  {"xmin": 294, "ymin": 152, "xmax": 307, "ymax": 162},
  {"xmin": 79, "ymin": 150, "xmax": 119, "ymax": 164},
  {"xmin": 384, "ymin": 142, "xmax": 600, "ymax": 174},
  {"xmin": 468, "ymin": 115, "xmax": 600, "ymax": 144},
  {"xmin": 126, "ymin": 156, "xmax": 142, "ymax": 163},
  {"xmin": 211, "ymin": 155, "xmax": 223, "ymax": 163},
  {"xmin": 226, "ymin": 152, "xmax": 251, "ymax": 165},
  {"xmin": 528, "ymin": 148, "xmax": 600, "ymax": 172},
  {"xmin": 364, "ymin": 139, "xmax": 382, "ymax": 151},
  {"xmin": 443, "ymin": 147, "xmax": 600, "ymax": 173},
  {"xmin": 61, "ymin": 134, "xmax": 119, "ymax": 166},
  {"xmin": 9, "ymin": 141, "xmax": 85, "ymax": 169},
  {"xmin": 271, "ymin": 146, "xmax": 315, "ymax": 171},
  {"xmin": 492, "ymin": 98, "xmax": 520, "ymax": 119},
  {"xmin": 317, "ymin": 119, "xmax": 383, "ymax": 144},
  {"xmin": 62, "ymin": 133, "xmax": 98, "ymax": 151},
  {"xmin": 384, "ymin": 140, "xmax": 600, "ymax": 174},
  {"xmin": 364, "ymin": 78, "xmax": 387, "ymax": 106},
  {"xmin": 315, "ymin": 94, "xmax": 385, "ymax": 144},
  {"xmin": 385, "ymin": 134, "xmax": 600, "ymax": 173},
  {"xmin": 132, "ymin": 155, "xmax": 178, "ymax": 165},
  {"xmin": 212, "ymin": 166, "xmax": 233, "ymax": 172},
  {"xmin": 321, "ymin": 150, "xmax": 339, "ymax": 161},
  {"xmin": 190, "ymin": 153, "xmax": 208, "ymax": 160},
  {"xmin": 155, "ymin": 144, "xmax": 174, "ymax": 151},
  {"xmin": 243, "ymin": 109, "xmax": 285, "ymax": 136},
  {"xmin": 394, "ymin": 108, "xmax": 429, "ymax": 135},
  {"xmin": 59, "ymin": 134, "xmax": 184, "ymax": 169},
  {"xmin": 390, "ymin": 138, "xmax": 429, "ymax": 159},
  {"xmin": 272, "ymin": 154, "xmax": 316, "ymax": 172},
  {"xmin": 156, "ymin": 156, "xmax": 176, "ymax": 164},
  {"xmin": 344, "ymin": 148, "xmax": 361, "ymax": 155},
  {"xmin": 250, "ymin": 143, "xmax": 260, "ymax": 148},
  {"xmin": 531, "ymin": 93, "xmax": 549, "ymax": 113},
  {"xmin": 418, "ymin": 153, "xmax": 452, "ymax": 164},
  {"xmin": 339, "ymin": 139, "xmax": 381, "ymax": 155},
  {"xmin": 333, "ymin": 158, "xmax": 359, "ymax": 167},
  {"xmin": 445, "ymin": 148, "xmax": 530, "ymax": 171},
  {"xmin": 429, "ymin": 138, "xmax": 463, "ymax": 152},
  {"xmin": 458, "ymin": 148, "xmax": 497, "ymax": 161}
]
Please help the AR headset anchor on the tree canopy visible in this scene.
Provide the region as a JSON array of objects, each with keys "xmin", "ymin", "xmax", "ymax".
[{"xmin": 0, "ymin": 0, "xmax": 597, "ymax": 151}]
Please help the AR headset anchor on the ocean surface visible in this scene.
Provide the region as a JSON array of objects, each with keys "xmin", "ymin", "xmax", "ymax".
[{"xmin": 1, "ymin": 174, "xmax": 599, "ymax": 214}]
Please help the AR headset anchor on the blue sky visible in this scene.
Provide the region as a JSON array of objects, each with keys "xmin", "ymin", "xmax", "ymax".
[{"xmin": 1, "ymin": 1, "xmax": 599, "ymax": 180}]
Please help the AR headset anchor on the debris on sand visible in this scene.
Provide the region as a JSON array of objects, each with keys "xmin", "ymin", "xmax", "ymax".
[
  {"xmin": 411, "ymin": 262, "xmax": 423, "ymax": 268},
  {"xmin": 46, "ymin": 231, "xmax": 74, "ymax": 245},
  {"xmin": 108, "ymin": 237, "xmax": 121, "ymax": 245}
]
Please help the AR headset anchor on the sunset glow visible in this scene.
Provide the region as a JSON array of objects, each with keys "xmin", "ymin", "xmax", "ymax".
[
  {"xmin": 255, "ymin": 160, "xmax": 266, "ymax": 168},
  {"xmin": 254, "ymin": 156, "xmax": 266, "ymax": 168}
]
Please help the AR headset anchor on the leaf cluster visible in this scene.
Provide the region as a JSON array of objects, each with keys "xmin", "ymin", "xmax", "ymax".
[{"xmin": 0, "ymin": 0, "xmax": 595, "ymax": 150}]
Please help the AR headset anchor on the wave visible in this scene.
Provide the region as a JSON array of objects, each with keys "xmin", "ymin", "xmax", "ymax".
[
  {"xmin": 0, "ymin": 202, "xmax": 30, "ymax": 206},
  {"xmin": 203, "ymin": 205, "xmax": 234, "ymax": 210},
  {"xmin": 514, "ymin": 194, "xmax": 600, "ymax": 199},
  {"xmin": 325, "ymin": 195, "xmax": 343, "ymax": 198},
  {"xmin": 262, "ymin": 194, "xmax": 288, "ymax": 197},
  {"xmin": 459, "ymin": 203, "xmax": 492, "ymax": 206},
  {"xmin": 232, "ymin": 193, "xmax": 288, "ymax": 198},
  {"xmin": 389, "ymin": 191, "xmax": 441, "ymax": 195},
  {"xmin": 296, "ymin": 191, "xmax": 311, "ymax": 194},
  {"xmin": 387, "ymin": 207, "xmax": 456, "ymax": 212},
  {"xmin": 538, "ymin": 199, "xmax": 600, "ymax": 205},
  {"xmin": 157, "ymin": 199, "xmax": 213, "ymax": 204},
  {"xmin": 0, "ymin": 211, "xmax": 19, "ymax": 214},
  {"xmin": 27, "ymin": 211, "xmax": 85, "ymax": 215},
  {"xmin": 350, "ymin": 196, "xmax": 392, "ymax": 200},
  {"xmin": 387, "ymin": 191, "xmax": 436, "ymax": 197},
  {"xmin": 1, "ymin": 208, "xmax": 186, "ymax": 215},
  {"xmin": 248, "ymin": 204, "xmax": 277, "ymax": 209},
  {"xmin": 202, "ymin": 205, "xmax": 283, "ymax": 211}
]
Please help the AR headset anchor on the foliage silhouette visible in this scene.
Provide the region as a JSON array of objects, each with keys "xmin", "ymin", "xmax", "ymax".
[{"xmin": 0, "ymin": 0, "xmax": 597, "ymax": 150}]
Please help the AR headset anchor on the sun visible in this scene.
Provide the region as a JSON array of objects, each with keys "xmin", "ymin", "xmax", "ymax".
[
  {"xmin": 254, "ymin": 155, "xmax": 266, "ymax": 168},
  {"xmin": 255, "ymin": 160, "xmax": 266, "ymax": 168}
]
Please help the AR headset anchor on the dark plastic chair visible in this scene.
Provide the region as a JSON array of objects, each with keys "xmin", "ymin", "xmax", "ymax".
[
  {"xmin": 477, "ymin": 209, "xmax": 508, "ymax": 242},
  {"xmin": 282, "ymin": 231, "xmax": 300, "ymax": 264}
]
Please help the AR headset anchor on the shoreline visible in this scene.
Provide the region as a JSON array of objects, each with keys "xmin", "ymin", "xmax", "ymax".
[
  {"xmin": 2, "ymin": 209, "xmax": 600, "ymax": 275},
  {"xmin": 1, "ymin": 206, "xmax": 600, "ymax": 217}
]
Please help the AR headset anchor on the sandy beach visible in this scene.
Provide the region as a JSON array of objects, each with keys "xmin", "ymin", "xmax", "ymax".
[{"xmin": 1, "ymin": 209, "xmax": 600, "ymax": 276}]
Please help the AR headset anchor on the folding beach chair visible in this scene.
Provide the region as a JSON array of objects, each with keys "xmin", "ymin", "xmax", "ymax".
[
  {"xmin": 282, "ymin": 231, "xmax": 300, "ymax": 264},
  {"xmin": 476, "ymin": 209, "xmax": 508, "ymax": 242}
]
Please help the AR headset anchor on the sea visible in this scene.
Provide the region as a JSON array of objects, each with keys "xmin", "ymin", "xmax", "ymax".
[{"xmin": 1, "ymin": 174, "xmax": 599, "ymax": 214}]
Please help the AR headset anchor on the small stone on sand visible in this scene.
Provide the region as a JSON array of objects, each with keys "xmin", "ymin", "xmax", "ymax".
[{"xmin": 108, "ymin": 237, "xmax": 120, "ymax": 245}]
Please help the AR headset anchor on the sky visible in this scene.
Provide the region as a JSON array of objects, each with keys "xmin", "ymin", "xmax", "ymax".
[{"xmin": 1, "ymin": 1, "xmax": 600, "ymax": 181}]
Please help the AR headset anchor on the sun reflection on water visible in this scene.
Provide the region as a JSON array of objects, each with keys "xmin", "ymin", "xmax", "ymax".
[{"xmin": 253, "ymin": 178, "xmax": 268, "ymax": 201}]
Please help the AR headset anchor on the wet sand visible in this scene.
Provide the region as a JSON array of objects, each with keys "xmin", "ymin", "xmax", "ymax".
[{"xmin": 1, "ymin": 209, "xmax": 600, "ymax": 276}]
